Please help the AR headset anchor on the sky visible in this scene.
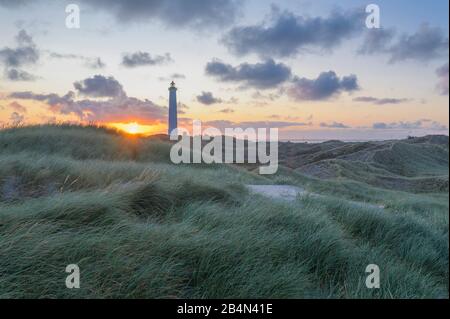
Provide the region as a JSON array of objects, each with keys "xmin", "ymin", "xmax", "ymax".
[{"xmin": 0, "ymin": 0, "xmax": 448, "ymax": 140}]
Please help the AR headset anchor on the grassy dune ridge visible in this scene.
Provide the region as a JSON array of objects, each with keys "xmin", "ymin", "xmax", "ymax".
[{"xmin": 0, "ymin": 125, "xmax": 448, "ymax": 298}]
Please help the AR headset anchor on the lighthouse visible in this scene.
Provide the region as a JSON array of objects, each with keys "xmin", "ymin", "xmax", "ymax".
[{"xmin": 168, "ymin": 81, "xmax": 178, "ymax": 135}]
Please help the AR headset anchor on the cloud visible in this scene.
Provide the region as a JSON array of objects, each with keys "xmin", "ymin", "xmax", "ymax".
[
  {"xmin": 0, "ymin": 30, "xmax": 39, "ymax": 66},
  {"xmin": 248, "ymin": 101, "xmax": 269, "ymax": 108},
  {"xmin": 372, "ymin": 120, "xmax": 448, "ymax": 131},
  {"xmin": 228, "ymin": 97, "xmax": 239, "ymax": 104},
  {"xmin": 436, "ymin": 63, "xmax": 449, "ymax": 95},
  {"xmin": 72, "ymin": 97, "xmax": 167, "ymax": 124},
  {"xmin": 9, "ymin": 91, "xmax": 75, "ymax": 105},
  {"xmin": 360, "ymin": 24, "xmax": 449, "ymax": 63},
  {"xmin": 9, "ymin": 90, "xmax": 167, "ymax": 125},
  {"xmin": 219, "ymin": 108, "xmax": 235, "ymax": 114},
  {"xmin": 252, "ymin": 91, "xmax": 281, "ymax": 101},
  {"xmin": 353, "ymin": 96, "xmax": 410, "ymax": 105},
  {"xmin": 159, "ymin": 73, "xmax": 186, "ymax": 81},
  {"xmin": 4, "ymin": 68, "xmax": 36, "ymax": 81},
  {"xmin": 358, "ymin": 28, "xmax": 396, "ymax": 55},
  {"xmin": 48, "ymin": 52, "xmax": 80, "ymax": 59},
  {"xmin": 122, "ymin": 52, "xmax": 173, "ymax": 68},
  {"xmin": 0, "ymin": 29, "xmax": 39, "ymax": 81},
  {"xmin": 389, "ymin": 24, "xmax": 448, "ymax": 63},
  {"xmin": 269, "ymin": 115, "xmax": 303, "ymax": 121},
  {"xmin": 85, "ymin": 57, "xmax": 106, "ymax": 69},
  {"xmin": 0, "ymin": 0, "xmax": 30, "ymax": 8},
  {"xmin": 320, "ymin": 122, "xmax": 350, "ymax": 129},
  {"xmin": 0, "ymin": 0, "xmax": 242, "ymax": 28},
  {"xmin": 196, "ymin": 91, "xmax": 223, "ymax": 105},
  {"xmin": 288, "ymin": 71, "xmax": 359, "ymax": 101},
  {"xmin": 176, "ymin": 102, "xmax": 189, "ymax": 114},
  {"xmin": 50, "ymin": 53, "xmax": 107, "ymax": 69},
  {"xmin": 75, "ymin": 0, "xmax": 241, "ymax": 28},
  {"xmin": 223, "ymin": 7, "xmax": 364, "ymax": 58},
  {"xmin": 9, "ymin": 75, "xmax": 167, "ymax": 124},
  {"xmin": 16, "ymin": 29, "xmax": 34, "ymax": 46},
  {"xmin": 205, "ymin": 59, "xmax": 292, "ymax": 89},
  {"xmin": 8, "ymin": 101, "xmax": 27, "ymax": 113},
  {"xmin": 74, "ymin": 75, "xmax": 125, "ymax": 98}
]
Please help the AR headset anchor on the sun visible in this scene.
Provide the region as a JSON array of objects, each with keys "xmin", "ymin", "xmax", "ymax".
[
  {"xmin": 123, "ymin": 122, "xmax": 141, "ymax": 135},
  {"xmin": 109, "ymin": 122, "xmax": 164, "ymax": 136}
]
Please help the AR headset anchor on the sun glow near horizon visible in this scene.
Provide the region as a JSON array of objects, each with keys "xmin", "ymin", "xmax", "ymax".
[{"xmin": 109, "ymin": 122, "xmax": 164, "ymax": 136}]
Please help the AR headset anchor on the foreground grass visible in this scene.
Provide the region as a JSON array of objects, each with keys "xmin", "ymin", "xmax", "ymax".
[{"xmin": 0, "ymin": 125, "xmax": 448, "ymax": 298}]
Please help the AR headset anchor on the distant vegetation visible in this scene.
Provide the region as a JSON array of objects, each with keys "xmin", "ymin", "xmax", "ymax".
[{"xmin": 0, "ymin": 124, "xmax": 448, "ymax": 298}]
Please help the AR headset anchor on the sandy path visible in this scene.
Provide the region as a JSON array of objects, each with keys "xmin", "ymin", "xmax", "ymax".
[
  {"xmin": 246, "ymin": 185, "xmax": 306, "ymax": 201},
  {"xmin": 246, "ymin": 184, "xmax": 385, "ymax": 209}
]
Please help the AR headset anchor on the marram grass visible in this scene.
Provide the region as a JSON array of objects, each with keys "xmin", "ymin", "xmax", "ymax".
[{"xmin": 0, "ymin": 125, "xmax": 448, "ymax": 298}]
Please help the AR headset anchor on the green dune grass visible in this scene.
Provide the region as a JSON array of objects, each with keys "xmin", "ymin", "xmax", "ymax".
[{"xmin": 0, "ymin": 125, "xmax": 448, "ymax": 299}]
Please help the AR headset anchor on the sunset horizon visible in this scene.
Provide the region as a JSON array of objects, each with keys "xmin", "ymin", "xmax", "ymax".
[
  {"xmin": 0, "ymin": 0, "xmax": 448, "ymax": 141},
  {"xmin": 0, "ymin": 0, "xmax": 448, "ymax": 304}
]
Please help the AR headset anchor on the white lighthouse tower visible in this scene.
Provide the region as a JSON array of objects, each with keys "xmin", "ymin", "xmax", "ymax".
[{"xmin": 168, "ymin": 81, "xmax": 178, "ymax": 135}]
